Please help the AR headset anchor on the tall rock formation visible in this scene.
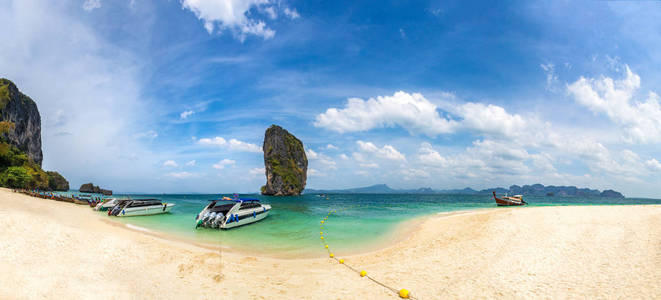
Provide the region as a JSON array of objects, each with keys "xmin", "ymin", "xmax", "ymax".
[
  {"xmin": 79, "ymin": 183, "xmax": 112, "ymax": 195},
  {"xmin": 0, "ymin": 79, "xmax": 42, "ymax": 166},
  {"xmin": 261, "ymin": 125, "xmax": 307, "ymax": 196}
]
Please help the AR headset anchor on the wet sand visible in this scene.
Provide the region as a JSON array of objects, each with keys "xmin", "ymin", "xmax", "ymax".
[{"xmin": 1, "ymin": 188, "xmax": 659, "ymax": 299}]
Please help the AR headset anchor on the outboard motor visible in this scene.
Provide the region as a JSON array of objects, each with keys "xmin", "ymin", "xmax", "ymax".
[
  {"xmin": 109, "ymin": 204, "xmax": 122, "ymax": 216},
  {"xmin": 201, "ymin": 211, "xmax": 211, "ymax": 223},
  {"xmin": 212, "ymin": 213, "xmax": 224, "ymax": 228},
  {"xmin": 204, "ymin": 212, "xmax": 217, "ymax": 227}
]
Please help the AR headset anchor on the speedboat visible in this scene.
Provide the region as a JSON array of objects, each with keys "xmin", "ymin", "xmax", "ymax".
[
  {"xmin": 108, "ymin": 199, "xmax": 174, "ymax": 217},
  {"xmin": 493, "ymin": 191, "xmax": 527, "ymax": 206},
  {"xmin": 94, "ymin": 198, "xmax": 119, "ymax": 211},
  {"xmin": 195, "ymin": 197, "xmax": 271, "ymax": 229}
]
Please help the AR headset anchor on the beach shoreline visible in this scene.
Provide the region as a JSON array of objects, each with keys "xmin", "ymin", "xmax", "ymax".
[{"xmin": 1, "ymin": 188, "xmax": 660, "ymax": 299}]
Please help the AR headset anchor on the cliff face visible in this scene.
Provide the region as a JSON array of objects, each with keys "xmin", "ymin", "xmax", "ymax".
[
  {"xmin": 0, "ymin": 79, "xmax": 42, "ymax": 166},
  {"xmin": 79, "ymin": 183, "xmax": 112, "ymax": 195},
  {"xmin": 261, "ymin": 125, "xmax": 307, "ymax": 196}
]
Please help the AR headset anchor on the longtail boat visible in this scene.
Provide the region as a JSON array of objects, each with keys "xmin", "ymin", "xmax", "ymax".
[{"xmin": 493, "ymin": 191, "xmax": 527, "ymax": 206}]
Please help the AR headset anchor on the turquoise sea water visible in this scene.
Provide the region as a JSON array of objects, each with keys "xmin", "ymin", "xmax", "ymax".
[{"xmin": 67, "ymin": 193, "xmax": 661, "ymax": 258}]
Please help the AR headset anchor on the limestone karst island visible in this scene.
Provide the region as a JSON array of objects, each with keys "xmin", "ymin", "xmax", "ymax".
[{"xmin": 1, "ymin": 1, "xmax": 660, "ymax": 299}]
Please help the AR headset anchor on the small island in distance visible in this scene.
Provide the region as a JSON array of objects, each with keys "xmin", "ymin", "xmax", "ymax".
[{"xmin": 305, "ymin": 183, "xmax": 625, "ymax": 198}]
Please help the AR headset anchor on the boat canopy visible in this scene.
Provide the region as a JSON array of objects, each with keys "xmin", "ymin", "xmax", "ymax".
[
  {"xmin": 238, "ymin": 198, "xmax": 260, "ymax": 202},
  {"xmin": 208, "ymin": 197, "xmax": 260, "ymax": 202}
]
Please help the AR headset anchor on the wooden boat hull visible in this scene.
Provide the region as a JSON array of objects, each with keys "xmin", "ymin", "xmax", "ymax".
[
  {"xmin": 495, "ymin": 198, "xmax": 526, "ymax": 206},
  {"xmin": 493, "ymin": 192, "xmax": 526, "ymax": 206}
]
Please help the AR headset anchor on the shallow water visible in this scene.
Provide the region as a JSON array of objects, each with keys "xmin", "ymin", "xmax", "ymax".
[{"xmin": 63, "ymin": 192, "xmax": 661, "ymax": 257}]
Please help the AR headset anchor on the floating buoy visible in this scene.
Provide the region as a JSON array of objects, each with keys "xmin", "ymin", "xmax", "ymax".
[
  {"xmin": 398, "ymin": 289, "xmax": 410, "ymax": 299},
  {"xmin": 320, "ymin": 236, "xmax": 324, "ymax": 240},
  {"xmin": 321, "ymin": 220, "xmax": 325, "ymax": 224},
  {"xmin": 329, "ymin": 253, "xmax": 334, "ymax": 258},
  {"xmin": 324, "ymin": 245, "xmax": 328, "ymax": 249},
  {"xmin": 339, "ymin": 259, "xmax": 344, "ymax": 264},
  {"xmin": 320, "ymin": 231, "xmax": 323, "ymax": 235},
  {"xmin": 360, "ymin": 270, "xmax": 367, "ymax": 277}
]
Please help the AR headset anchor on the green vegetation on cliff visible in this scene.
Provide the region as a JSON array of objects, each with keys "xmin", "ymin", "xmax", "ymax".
[
  {"xmin": 0, "ymin": 121, "xmax": 67, "ymax": 190},
  {"xmin": 0, "ymin": 83, "xmax": 10, "ymax": 109}
]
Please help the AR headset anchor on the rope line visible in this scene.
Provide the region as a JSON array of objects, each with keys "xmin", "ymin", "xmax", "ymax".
[{"xmin": 319, "ymin": 203, "xmax": 418, "ymax": 299}]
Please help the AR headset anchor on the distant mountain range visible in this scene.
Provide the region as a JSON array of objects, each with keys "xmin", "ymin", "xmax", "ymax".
[{"xmin": 304, "ymin": 183, "xmax": 625, "ymax": 198}]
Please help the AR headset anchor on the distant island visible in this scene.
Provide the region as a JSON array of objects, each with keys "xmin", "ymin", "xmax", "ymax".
[{"xmin": 304, "ymin": 183, "xmax": 625, "ymax": 198}]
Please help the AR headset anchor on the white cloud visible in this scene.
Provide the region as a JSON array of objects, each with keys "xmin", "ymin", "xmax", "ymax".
[
  {"xmin": 181, "ymin": 0, "xmax": 287, "ymax": 41},
  {"xmin": 249, "ymin": 167, "xmax": 265, "ymax": 175},
  {"xmin": 567, "ymin": 66, "xmax": 661, "ymax": 143},
  {"xmin": 356, "ymin": 141, "xmax": 406, "ymax": 162},
  {"xmin": 400, "ymin": 168, "xmax": 430, "ymax": 180},
  {"xmin": 454, "ymin": 103, "xmax": 527, "ymax": 138},
  {"xmin": 199, "ymin": 136, "xmax": 227, "ymax": 146},
  {"xmin": 308, "ymin": 168, "xmax": 323, "ymax": 177},
  {"xmin": 645, "ymin": 159, "xmax": 661, "ymax": 172},
  {"xmin": 262, "ymin": 6, "xmax": 277, "ymax": 19},
  {"xmin": 283, "ymin": 7, "xmax": 299, "ymax": 19},
  {"xmin": 83, "ymin": 0, "xmax": 101, "ymax": 11},
  {"xmin": 326, "ymin": 144, "xmax": 338, "ymax": 150},
  {"xmin": 180, "ymin": 110, "xmax": 195, "ymax": 119},
  {"xmin": 163, "ymin": 160, "xmax": 179, "ymax": 167},
  {"xmin": 314, "ymin": 91, "xmax": 457, "ymax": 137},
  {"xmin": 306, "ymin": 149, "xmax": 337, "ymax": 170},
  {"xmin": 185, "ymin": 160, "xmax": 196, "ymax": 166},
  {"xmin": 165, "ymin": 171, "xmax": 195, "ymax": 179},
  {"xmin": 133, "ymin": 130, "xmax": 158, "ymax": 140},
  {"xmin": 315, "ymin": 91, "xmax": 527, "ymax": 139},
  {"xmin": 359, "ymin": 162, "xmax": 379, "ymax": 168},
  {"xmin": 198, "ymin": 137, "xmax": 262, "ymax": 153},
  {"xmin": 417, "ymin": 142, "xmax": 447, "ymax": 167},
  {"xmin": 228, "ymin": 138, "xmax": 262, "ymax": 152},
  {"xmin": 540, "ymin": 63, "xmax": 558, "ymax": 91},
  {"xmin": 213, "ymin": 158, "xmax": 236, "ymax": 169},
  {"xmin": 339, "ymin": 154, "xmax": 349, "ymax": 160}
]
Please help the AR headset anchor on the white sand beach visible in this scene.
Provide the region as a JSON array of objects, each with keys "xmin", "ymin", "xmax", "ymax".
[{"xmin": 0, "ymin": 188, "xmax": 659, "ymax": 299}]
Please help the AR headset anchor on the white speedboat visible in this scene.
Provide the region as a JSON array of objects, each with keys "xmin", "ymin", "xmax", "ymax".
[
  {"xmin": 94, "ymin": 198, "xmax": 119, "ymax": 211},
  {"xmin": 108, "ymin": 199, "xmax": 174, "ymax": 217},
  {"xmin": 195, "ymin": 197, "xmax": 271, "ymax": 229}
]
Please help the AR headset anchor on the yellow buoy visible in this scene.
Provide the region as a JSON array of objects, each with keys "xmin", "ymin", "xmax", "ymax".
[
  {"xmin": 321, "ymin": 220, "xmax": 324, "ymax": 224},
  {"xmin": 339, "ymin": 259, "xmax": 344, "ymax": 264},
  {"xmin": 360, "ymin": 270, "xmax": 367, "ymax": 277},
  {"xmin": 398, "ymin": 289, "xmax": 410, "ymax": 299},
  {"xmin": 324, "ymin": 245, "xmax": 328, "ymax": 248},
  {"xmin": 320, "ymin": 236, "xmax": 324, "ymax": 240},
  {"xmin": 320, "ymin": 231, "xmax": 323, "ymax": 235},
  {"xmin": 329, "ymin": 253, "xmax": 334, "ymax": 258}
]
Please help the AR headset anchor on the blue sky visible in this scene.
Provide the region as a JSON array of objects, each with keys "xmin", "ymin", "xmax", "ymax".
[{"xmin": 2, "ymin": 0, "xmax": 661, "ymax": 197}]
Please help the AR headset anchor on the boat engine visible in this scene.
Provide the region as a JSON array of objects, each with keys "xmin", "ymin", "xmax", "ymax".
[
  {"xmin": 211, "ymin": 213, "xmax": 225, "ymax": 228},
  {"xmin": 204, "ymin": 212, "xmax": 217, "ymax": 227},
  {"xmin": 109, "ymin": 204, "xmax": 122, "ymax": 216}
]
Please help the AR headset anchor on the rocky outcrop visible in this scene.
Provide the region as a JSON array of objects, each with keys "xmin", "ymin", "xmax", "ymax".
[
  {"xmin": 261, "ymin": 125, "xmax": 307, "ymax": 196},
  {"xmin": 79, "ymin": 183, "xmax": 112, "ymax": 195},
  {"xmin": 0, "ymin": 79, "xmax": 42, "ymax": 166},
  {"xmin": 46, "ymin": 171, "xmax": 69, "ymax": 191},
  {"xmin": 600, "ymin": 189, "xmax": 624, "ymax": 198}
]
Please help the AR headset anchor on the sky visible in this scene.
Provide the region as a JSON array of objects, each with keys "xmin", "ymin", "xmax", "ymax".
[{"xmin": 1, "ymin": 0, "xmax": 661, "ymax": 197}]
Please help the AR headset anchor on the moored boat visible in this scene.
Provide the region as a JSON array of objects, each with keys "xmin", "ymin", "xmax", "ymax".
[
  {"xmin": 493, "ymin": 191, "xmax": 527, "ymax": 206},
  {"xmin": 195, "ymin": 196, "xmax": 271, "ymax": 229},
  {"xmin": 94, "ymin": 198, "xmax": 119, "ymax": 211},
  {"xmin": 108, "ymin": 199, "xmax": 174, "ymax": 217}
]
